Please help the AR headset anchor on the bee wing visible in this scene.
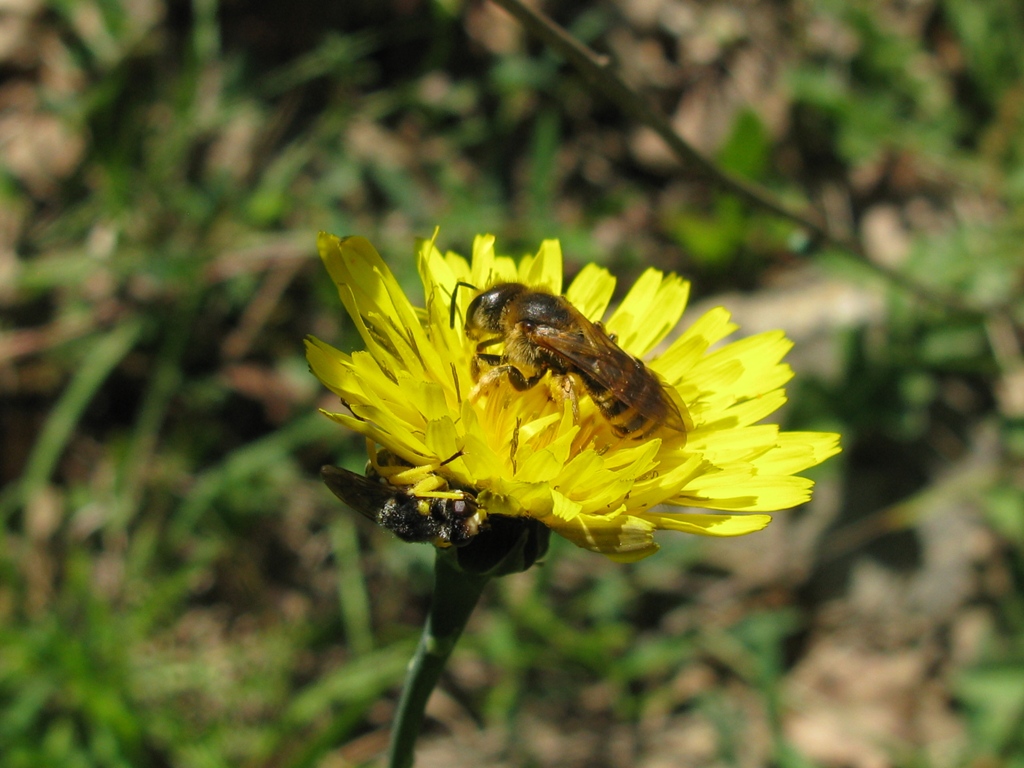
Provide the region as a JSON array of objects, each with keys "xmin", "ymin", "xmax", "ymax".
[
  {"xmin": 527, "ymin": 319, "xmax": 689, "ymax": 433},
  {"xmin": 657, "ymin": 377, "xmax": 692, "ymax": 434},
  {"xmin": 320, "ymin": 465, "xmax": 391, "ymax": 523}
]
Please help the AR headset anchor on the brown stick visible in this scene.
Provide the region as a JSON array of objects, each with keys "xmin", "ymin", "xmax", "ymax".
[{"xmin": 487, "ymin": 0, "xmax": 983, "ymax": 316}]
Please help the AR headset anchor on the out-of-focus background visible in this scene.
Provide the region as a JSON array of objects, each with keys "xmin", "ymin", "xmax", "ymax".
[{"xmin": 1, "ymin": 0, "xmax": 1022, "ymax": 766}]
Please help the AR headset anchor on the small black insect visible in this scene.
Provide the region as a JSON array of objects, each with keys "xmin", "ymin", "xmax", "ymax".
[{"xmin": 320, "ymin": 465, "xmax": 483, "ymax": 547}]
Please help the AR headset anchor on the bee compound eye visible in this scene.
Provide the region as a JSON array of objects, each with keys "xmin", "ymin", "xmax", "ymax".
[{"xmin": 453, "ymin": 496, "xmax": 478, "ymax": 517}]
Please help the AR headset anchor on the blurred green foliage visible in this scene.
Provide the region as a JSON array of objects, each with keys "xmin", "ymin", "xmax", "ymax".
[{"xmin": 0, "ymin": 0, "xmax": 1023, "ymax": 766}]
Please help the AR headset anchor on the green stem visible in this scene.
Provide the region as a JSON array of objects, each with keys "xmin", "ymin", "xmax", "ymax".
[{"xmin": 387, "ymin": 553, "xmax": 491, "ymax": 768}]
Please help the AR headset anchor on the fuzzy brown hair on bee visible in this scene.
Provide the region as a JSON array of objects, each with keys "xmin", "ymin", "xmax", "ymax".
[{"xmin": 461, "ymin": 282, "xmax": 689, "ymax": 440}]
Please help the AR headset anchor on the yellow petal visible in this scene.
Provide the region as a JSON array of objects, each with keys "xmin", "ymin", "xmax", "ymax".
[
  {"xmin": 319, "ymin": 233, "xmax": 458, "ymax": 390},
  {"xmin": 423, "ymin": 415, "xmax": 459, "ymax": 457},
  {"xmin": 565, "ymin": 263, "xmax": 616, "ymax": 322},
  {"xmin": 639, "ymin": 510, "xmax": 772, "ymax": 536},
  {"xmin": 470, "ymin": 234, "xmax": 518, "ymax": 287},
  {"xmin": 675, "ymin": 474, "xmax": 816, "ymax": 511},
  {"xmin": 753, "ymin": 432, "xmax": 842, "ymax": 475},
  {"xmin": 468, "ymin": 234, "xmax": 497, "ymax": 287},
  {"xmin": 627, "ymin": 453, "xmax": 708, "ymax": 509},
  {"xmin": 691, "ymin": 331, "xmax": 794, "ymax": 400},
  {"xmin": 546, "ymin": 512, "xmax": 659, "ymax": 561},
  {"xmin": 550, "ymin": 489, "xmax": 583, "ymax": 521},
  {"xmin": 688, "ymin": 424, "xmax": 778, "ymax": 462},
  {"xmin": 606, "ymin": 269, "xmax": 691, "ymax": 356},
  {"xmin": 520, "ymin": 238, "xmax": 563, "ymax": 294},
  {"xmin": 515, "ymin": 422, "xmax": 579, "ymax": 482},
  {"xmin": 305, "ymin": 336, "xmax": 353, "ymax": 397},
  {"xmin": 319, "ymin": 409, "xmax": 432, "ymax": 464},
  {"xmin": 699, "ymin": 389, "xmax": 789, "ymax": 431},
  {"xmin": 654, "ymin": 306, "xmax": 738, "ymax": 384}
]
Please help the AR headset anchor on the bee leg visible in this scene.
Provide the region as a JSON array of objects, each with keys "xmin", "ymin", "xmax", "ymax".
[
  {"xmin": 369, "ymin": 460, "xmax": 467, "ymax": 501},
  {"xmin": 505, "ymin": 366, "xmax": 544, "ymax": 392},
  {"xmin": 469, "ymin": 365, "xmax": 507, "ymax": 400},
  {"xmin": 372, "ymin": 454, "xmax": 438, "ymax": 486},
  {"xmin": 470, "ymin": 364, "xmax": 543, "ymax": 400},
  {"xmin": 471, "ymin": 352, "xmax": 502, "ymax": 380},
  {"xmin": 408, "ymin": 473, "xmax": 465, "ymax": 500}
]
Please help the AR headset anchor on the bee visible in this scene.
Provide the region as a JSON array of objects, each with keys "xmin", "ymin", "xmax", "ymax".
[
  {"xmin": 460, "ymin": 282, "xmax": 688, "ymax": 439},
  {"xmin": 321, "ymin": 465, "xmax": 483, "ymax": 547}
]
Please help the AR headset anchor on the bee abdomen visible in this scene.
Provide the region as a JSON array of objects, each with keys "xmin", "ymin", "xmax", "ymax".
[
  {"xmin": 606, "ymin": 402, "xmax": 656, "ymax": 437},
  {"xmin": 579, "ymin": 370, "xmax": 663, "ymax": 437}
]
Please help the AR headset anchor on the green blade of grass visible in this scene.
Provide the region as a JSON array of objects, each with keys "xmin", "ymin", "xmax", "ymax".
[
  {"xmin": 173, "ymin": 411, "xmax": 339, "ymax": 540},
  {"xmin": 331, "ymin": 514, "xmax": 375, "ymax": 656},
  {"xmin": 0, "ymin": 318, "xmax": 144, "ymax": 519}
]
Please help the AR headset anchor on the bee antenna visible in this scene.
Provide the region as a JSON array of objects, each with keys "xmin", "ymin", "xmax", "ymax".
[{"xmin": 449, "ymin": 281, "xmax": 477, "ymax": 329}]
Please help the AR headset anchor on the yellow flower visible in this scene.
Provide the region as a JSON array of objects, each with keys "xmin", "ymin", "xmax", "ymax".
[{"xmin": 307, "ymin": 231, "xmax": 841, "ymax": 562}]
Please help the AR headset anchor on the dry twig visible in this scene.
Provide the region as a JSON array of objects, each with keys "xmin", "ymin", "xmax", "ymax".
[{"xmin": 487, "ymin": 0, "xmax": 985, "ymax": 317}]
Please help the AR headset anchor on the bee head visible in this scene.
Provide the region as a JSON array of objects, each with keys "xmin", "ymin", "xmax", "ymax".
[{"xmin": 465, "ymin": 283, "xmax": 530, "ymax": 337}]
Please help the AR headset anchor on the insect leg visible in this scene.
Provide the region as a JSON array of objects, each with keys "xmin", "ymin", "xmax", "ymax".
[
  {"xmin": 505, "ymin": 366, "xmax": 545, "ymax": 391},
  {"xmin": 470, "ymin": 352, "xmax": 502, "ymax": 380},
  {"xmin": 469, "ymin": 364, "xmax": 544, "ymax": 401}
]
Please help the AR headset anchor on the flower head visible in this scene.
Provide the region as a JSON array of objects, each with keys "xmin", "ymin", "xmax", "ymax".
[{"xmin": 307, "ymin": 232, "xmax": 840, "ymax": 562}]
